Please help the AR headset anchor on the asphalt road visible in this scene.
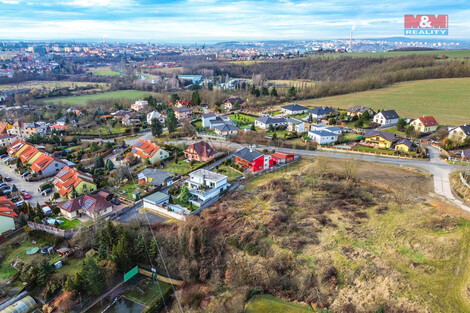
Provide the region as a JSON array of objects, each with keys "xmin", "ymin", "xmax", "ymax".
[{"xmin": 0, "ymin": 161, "xmax": 45, "ymax": 205}]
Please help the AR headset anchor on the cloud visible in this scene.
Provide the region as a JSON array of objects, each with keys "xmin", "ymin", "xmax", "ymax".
[
  {"xmin": 1, "ymin": 0, "xmax": 20, "ymax": 4},
  {"xmin": 66, "ymin": 0, "xmax": 134, "ymax": 7}
]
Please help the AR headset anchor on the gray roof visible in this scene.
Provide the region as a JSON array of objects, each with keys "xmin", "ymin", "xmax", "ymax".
[
  {"xmin": 138, "ymin": 169, "xmax": 173, "ymax": 186},
  {"xmin": 282, "ymin": 104, "xmax": 309, "ymax": 112},
  {"xmin": 190, "ymin": 168, "xmax": 226, "ymax": 182},
  {"xmin": 309, "ymin": 130, "xmax": 338, "ymax": 137},
  {"xmin": 255, "ymin": 116, "xmax": 287, "ymax": 125},
  {"xmin": 286, "ymin": 118, "xmax": 303, "ymax": 125},
  {"xmin": 144, "ymin": 192, "xmax": 170, "ymax": 205},
  {"xmin": 364, "ymin": 130, "xmax": 397, "ymax": 142},
  {"xmin": 174, "ymin": 107, "xmax": 192, "ymax": 113},
  {"xmin": 457, "ymin": 125, "xmax": 470, "ymax": 136},
  {"xmin": 214, "ymin": 123, "xmax": 239, "ymax": 131},
  {"xmin": 202, "ymin": 112, "xmax": 216, "ymax": 118},
  {"xmin": 310, "ymin": 106, "xmax": 337, "ymax": 116},
  {"xmin": 378, "ymin": 110, "xmax": 399, "ymax": 120},
  {"xmin": 234, "ymin": 147, "xmax": 263, "ymax": 162},
  {"xmin": 395, "ymin": 139, "xmax": 413, "ymax": 147},
  {"xmin": 462, "ymin": 149, "xmax": 470, "ymax": 158},
  {"xmin": 347, "ymin": 105, "xmax": 372, "ymax": 113}
]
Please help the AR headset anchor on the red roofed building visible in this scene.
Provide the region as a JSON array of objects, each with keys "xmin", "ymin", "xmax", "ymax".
[
  {"xmin": 52, "ymin": 166, "xmax": 97, "ymax": 198},
  {"xmin": 175, "ymin": 99, "xmax": 194, "ymax": 108},
  {"xmin": 410, "ymin": 116, "xmax": 439, "ymax": 133},
  {"xmin": 183, "ymin": 141, "xmax": 216, "ymax": 162},
  {"xmin": 7, "ymin": 138, "xmax": 29, "ymax": 157},
  {"xmin": 19, "ymin": 145, "xmax": 43, "ymax": 165},
  {"xmin": 30, "ymin": 154, "xmax": 67, "ymax": 177},
  {"xmin": 58, "ymin": 194, "xmax": 113, "ymax": 219},
  {"xmin": 0, "ymin": 196, "xmax": 17, "ymax": 236},
  {"xmin": 131, "ymin": 139, "xmax": 170, "ymax": 164},
  {"xmin": 51, "ymin": 124, "xmax": 68, "ymax": 131},
  {"xmin": 271, "ymin": 152, "xmax": 296, "ymax": 164}
]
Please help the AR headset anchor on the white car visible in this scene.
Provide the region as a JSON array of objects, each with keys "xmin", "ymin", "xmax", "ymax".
[{"xmin": 15, "ymin": 200, "xmax": 24, "ymax": 207}]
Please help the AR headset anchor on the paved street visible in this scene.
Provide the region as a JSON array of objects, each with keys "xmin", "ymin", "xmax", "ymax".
[{"xmin": 0, "ymin": 161, "xmax": 45, "ymax": 205}]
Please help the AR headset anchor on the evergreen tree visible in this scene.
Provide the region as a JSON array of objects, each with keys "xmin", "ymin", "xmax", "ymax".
[
  {"xmin": 82, "ymin": 256, "xmax": 105, "ymax": 296},
  {"xmin": 166, "ymin": 108, "xmax": 178, "ymax": 134},
  {"xmin": 180, "ymin": 184, "xmax": 191, "ymax": 203},
  {"xmin": 268, "ymin": 124, "xmax": 275, "ymax": 132},
  {"xmin": 272, "ymin": 132, "xmax": 278, "ymax": 141},
  {"xmin": 361, "ymin": 110, "xmax": 370, "ymax": 121},
  {"xmin": 97, "ymin": 240, "xmax": 108, "ymax": 261},
  {"xmin": 270, "ymin": 87, "xmax": 278, "ymax": 97},
  {"xmin": 288, "ymin": 86, "xmax": 297, "ymax": 98},
  {"xmin": 149, "ymin": 238, "xmax": 157, "ymax": 261},
  {"xmin": 251, "ymin": 123, "xmax": 256, "ymax": 131},
  {"xmin": 261, "ymin": 86, "xmax": 269, "ymax": 96},
  {"xmin": 151, "ymin": 118, "xmax": 163, "ymax": 137},
  {"xmin": 112, "ymin": 235, "xmax": 133, "ymax": 272},
  {"xmin": 191, "ymin": 91, "xmax": 201, "ymax": 106},
  {"xmin": 397, "ymin": 118, "xmax": 407, "ymax": 131},
  {"xmin": 37, "ymin": 260, "xmax": 54, "ymax": 287},
  {"xmin": 105, "ymin": 159, "xmax": 115, "ymax": 171},
  {"xmin": 170, "ymin": 93, "xmax": 180, "ymax": 103}
]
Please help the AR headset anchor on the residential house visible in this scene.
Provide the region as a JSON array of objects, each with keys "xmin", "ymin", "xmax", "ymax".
[
  {"xmin": 310, "ymin": 125, "xmax": 342, "ymax": 135},
  {"xmin": 234, "ymin": 147, "xmax": 273, "ymax": 173},
  {"xmin": 111, "ymin": 110, "xmax": 134, "ymax": 120},
  {"xmin": 143, "ymin": 192, "xmax": 170, "ymax": 208},
  {"xmin": 30, "ymin": 154, "xmax": 66, "ymax": 177},
  {"xmin": 175, "ymin": 99, "xmax": 194, "ymax": 108},
  {"xmin": 281, "ymin": 104, "xmax": 309, "ymax": 115},
  {"xmin": 364, "ymin": 130, "xmax": 398, "ymax": 148},
  {"xmin": 19, "ymin": 145, "xmax": 43, "ymax": 165},
  {"xmin": 174, "ymin": 107, "xmax": 193, "ymax": 120},
  {"xmin": 271, "ymin": 152, "xmax": 296, "ymax": 164},
  {"xmin": 346, "ymin": 105, "xmax": 374, "ymax": 117},
  {"xmin": 184, "ymin": 141, "xmax": 216, "ymax": 162},
  {"xmin": 461, "ymin": 149, "xmax": 470, "ymax": 160},
  {"xmin": 55, "ymin": 116, "xmax": 77, "ymax": 127},
  {"xmin": 223, "ymin": 96, "xmax": 246, "ymax": 111},
  {"xmin": 310, "ymin": 107, "xmax": 338, "ymax": 120},
  {"xmin": 214, "ymin": 123, "xmax": 239, "ymax": 136},
  {"xmin": 66, "ymin": 107, "xmax": 82, "ymax": 116},
  {"xmin": 185, "ymin": 169, "xmax": 229, "ymax": 207},
  {"xmin": 0, "ymin": 135, "xmax": 17, "ymax": 147},
  {"xmin": 121, "ymin": 114, "xmax": 140, "ymax": 126},
  {"xmin": 206, "ymin": 116, "xmax": 234, "ymax": 130},
  {"xmin": 137, "ymin": 169, "xmax": 174, "ymax": 187},
  {"xmin": 58, "ymin": 194, "xmax": 112, "ymax": 220},
  {"xmin": 7, "ymin": 121, "xmax": 23, "ymax": 137},
  {"xmin": 286, "ymin": 118, "xmax": 305, "ymax": 133},
  {"xmin": 410, "ymin": 116, "xmax": 439, "ymax": 133},
  {"xmin": 308, "ymin": 129, "xmax": 339, "ymax": 145},
  {"xmin": 22, "ymin": 122, "xmax": 41, "ymax": 137},
  {"xmin": 373, "ymin": 110, "xmax": 400, "ymax": 126},
  {"xmin": 0, "ymin": 196, "xmax": 17, "ymax": 236},
  {"xmin": 7, "ymin": 138, "xmax": 30, "ymax": 157},
  {"xmin": 202, "ymin": 112, "xmax": 217, "ymax": 128},
  {"xmin": 394, "ymin": 139, "xmax": 414, "ymax": 152},
  {"xmin": 254, "ymin": 116, "xmax": 287, "ymax": 130},
  {"xmin": 147, "ymin": 111, "xmax": 166, "ymax": 125},
  {"xmin": 131, "ymin": 99, "xmax": 148, "ymax": 112},
  {"xmin": 0, "ymin": 122, "xmax": 12, "ymax": 135},
  {"xmin": 449, "ymin": 125, "xmax": 470, "ymax": 143},
  {"xmin": 131, "ymin": 139, "xmax": 170, "ymax": 164},
  {"xmin": 52, "ymin": 166, "xmax": 97, "ymax": 198}
]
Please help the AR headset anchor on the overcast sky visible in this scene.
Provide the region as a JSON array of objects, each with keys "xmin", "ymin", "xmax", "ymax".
[{"xmin": 1, "ymin": 0, "xmax": 469, "ymax": 41}]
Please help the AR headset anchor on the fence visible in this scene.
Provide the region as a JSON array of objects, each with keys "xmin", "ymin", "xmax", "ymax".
[{"xmin": 27, "ymin": 221, "xmax": 80, "ymax": 239}]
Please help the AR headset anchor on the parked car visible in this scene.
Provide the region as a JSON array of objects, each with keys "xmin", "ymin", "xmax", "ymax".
[
  {"xmin": 0, "ymin": 183, "xmax": 8, "ymax": 188},
  {"xmin": 15, "ymin": 200, "xmax": 24, "ymax": 207},
  {"xmin": 41, "ymin": 188, "xmax": 52, "ymax": 196},
  {"xmin": 21, "ymin": 172, "xmax": 30, "ymax": 178},
  {"xmin": 3, "ymin": 157, "xmax": 12, "ymax": 163},
  {"xmin": 23, "ymin": 192, "xmax": 31, "ymax": 199},
  {"xmin": 21, "ymin": 189, "xmax": 26, "ymax": 193},
  {"xmin": 111, "ymin": 198, "xmax": 121, "ymax": 205},
  {"xmin": 4, "ymin": 176, "xmax": 11, "ymax": 182},
  {"xmin": 0, "ymin": 154, "xmax": 8, "ymax": 159},
  {"xmin": 3, "ymin": 189, "xmax": 12, "ymax": 195}
]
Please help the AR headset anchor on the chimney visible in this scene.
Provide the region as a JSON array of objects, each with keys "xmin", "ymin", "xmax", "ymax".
[{"xmin": 249, "ymin": 147, "xmax": 253, "ymax": 153}]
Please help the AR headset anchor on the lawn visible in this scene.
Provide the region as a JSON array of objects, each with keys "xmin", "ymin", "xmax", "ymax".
[
  {"xmin": 75, "ymin": 126, "xmax": 130, "ymax": 135},
  {"xmin": 214, "ymin": 165, "xmax": 243, "ymax": 181},
  {"xmin": 230, "ymin": 113, "xmax": 257, "ymax": 125},
  {"xmin": 92, "ymin": 70, "xmax": 121, "ymax": 76},
  {"xmin": 354, "ymin": 145, "xmax": 396, "ymax": 154},
  {"xmin": 46, "ymin": 90, "xmax": 156, "ymax": 106},
  {"xmin": 381, "ymin": 126, "xmax": 406, "ymax": 137},
  {"xmin": 58, "ymin": 217, "xmax": 82, "ymax": 229},
  {"xmin": 163, "ymin": 158, "xmax": 204, "ymax": 174},
  {"xmin": 192, "ymin": 120, "xmax": 203, "ymax": 128},
  {"xmin": 125, "ymin": 278, "xmax": 172, "ymax": 307},
  {"xmin": 295, "ymin": 78, "xmax": 470, "ymax": 125},
  {"xmin": 341, "ymin": 133, "xmax": 363, "ymax": 142},
  {"xmin": 267, "ymin": 129, "xmax": 289, "ymax": 138},
  {"xmin": 245, "ymin": 295, "xmax": 314, "ymax": 313}
]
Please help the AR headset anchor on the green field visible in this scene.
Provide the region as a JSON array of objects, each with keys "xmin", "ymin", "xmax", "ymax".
[
  {"xmin": 214, "ymin": 165, "xmax": 243, "ymax": 181},
  {"xmin": 92, "ymin": 70, "xmax": 121, "ymax": 76},
  {"xmin": 163, "ymin": 158, "xmax": 204, "ymax": 174},
  {"xmin": 245, "ymin": 295, "xmax": 315, "ymax": 313},
  {"xmin": 296, "ymin": 78, "xmax": 470, "ymax": 125},
  {"xmin": 230, "ymin": 113, "xmax": 257, "ymax": 125},
  {"xmin": 46, "ymin": 90, "xmax": 156, "ymax": 105},
  {"xmin": 58, "ymin": 217, "xmax": 82, "ymax": 229},
  {"xmin": 0, "ymin": 81, "xmax": 108, "ymax": 91}
]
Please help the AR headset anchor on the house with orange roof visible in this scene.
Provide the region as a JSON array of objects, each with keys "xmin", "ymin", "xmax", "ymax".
[
  {"xmin": 0, "ymin": 196, "xmax": 17, "ymax": 236},
  {"xmin": 7, "ymin": 138, "xmax": 31, "ymax": 157},
  {"xmin": 52, "ymin": 166, "xmax": 97, "ymax": 198},
  {"xmin": 7, "ymin": 120, "xmax": 23, "ymax": 137},
  {"xmin": 410, "ymin": 116, "xmax": 439, "ymax": 133},
  {"xmin": 30, "ymin": 154, "xmax": 67, "ymax": 177},
  {"xmin": 0, "ymin": 122, "xmax": 12, "ymax": 135},
  {"xmin": 131, "ymin": 139, "xmax": 170, "ymax": 164},
  {"xmin": 19, "ymin": 145, "xmax": 43, "ymax": 165}
]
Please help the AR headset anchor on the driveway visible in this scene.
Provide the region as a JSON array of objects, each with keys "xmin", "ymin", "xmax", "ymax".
[{"xmin": 0, "ymin": 162, "xmax": 46, "ymax": 205}]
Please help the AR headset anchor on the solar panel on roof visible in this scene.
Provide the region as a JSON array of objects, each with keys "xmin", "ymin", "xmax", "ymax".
[
  {"xmin": 62, "ymin": 201, "xmax": 72, "ymax": 209},
  {"xmin": 82, "ymin": 198, "xmax": 95, "ymax": 211},
  {"xmin": 56, "ymin": 169, "xmax": 68, "ymax": 178}
]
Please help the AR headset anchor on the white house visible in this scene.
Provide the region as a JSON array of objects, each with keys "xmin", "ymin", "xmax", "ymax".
[
  {"xmin": 147, "ymin": 111, "xmax": 166, "ymax": 125},
  {"xmin": 254, "ymin": 116, "xmax": 287, "ymax": 130},
  {"xmin": 202, "ymin": 113, "xmax": 217, "ymax": 128},
  {"xmin": 30, "ymin": 154, "xmax": 67, "ymax": 177},
  {"xmin": 281, "ymin": 104, "xmax": 310, "ymax": 115},
  {"xmin": 449, "ymin": 125, "xmax": 470, "ymax": 143},
  {"xmin": 310, "ymin": 125, "xmax": 342, "ymax": 135},
  {"xmin": 0, "ymin": 197, "xmax": 17, "ymax": 236},
  {"xmin": 286, "ymin": 118, "xmax": 305, "ymax": 133},
  {"xmin": 310, "ymin": 107, "xmax": 338, "ymax": 120},
  {"xmin": 308, "ymin": 128, "xmax": 339, "ymax": 145},
  {"xmin": 373, "ymin": 110, "xmax": 400, "ymax": 126},
  {"xmin": 185, "ymin": 169, "xmax": 229, "ymax": 207},
  {"xmin": 131, "ymin": 100, "xmax": 148, "ymax": 112}
]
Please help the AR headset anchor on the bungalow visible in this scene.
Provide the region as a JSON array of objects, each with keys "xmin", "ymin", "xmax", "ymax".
[
  {"xmin": 55, "ymin": 116, "xmax": 77, "ymax": 127},
  {"xmin": 137, "ymin": 169, "xmax": 174, "ymax": 187},
  {"xmin": 59, "ymin": 194, "xmax": 113, "ymax": 220},
  {"xmin": 346, "ymin": 105, "xmax": 374, "ymax": 117},
  {"xmin": 254, "ymin": 116, "xmax": 287, "ymax": 130},
  {"xmin": 449, "ymin": 125, "xmax": 470, "ymax": 143},
  {"xmin": 52, "ymin": 166, "xmax": 97, "ymax": 198},
  {"xmin": 0, "ymin": 196, "xmax": 17, "ymax": 236},
  {"xmin": 271, "ymin": 152, "xmax": 296, "ymax": 164},
  {"xmin": 364, "ymin": 130, "xmax": 397, "ymax": 148},
  {"xmin": 281, "ymin": 104, "xmax": 309, "ymax": 115},
  {"xmin": 310, "ymin": 107, "xmax": 338, "ymax": 120},
  {"xmin": 394, "ymin": 139, "xmax": 414, "ymax": 152},
  {"xmin": 286, "ymin": 118, "xmax": 305, "ymax": 133},
  {"xmin": 214, "ymin": 123, "xmax": 239, "ymax": 136},
  {"xmin": 147, "ymin": 111, "xmax": 166, "ymax": 125},
  {"xmin": 30, "ymin": 154, "xmax": 66, "ymax": 177},
  {"xmin": 308, "ymin": 130, "xmax": 338, "ymax": 145},
  {"xmin": 310, "ymin": 125, "xmax": 342, "ymax": 135},
  {"xmin": 174, "ymin": 107, "xmax": 193, "ymax": 120},
  {"xmin": 131, "ymin": 99, "xmax": 148, "ymax": 112},
  {"xmin": 131, "ymin": 139, "xmax": 170, "ymax": 164},
  {"xmin": 184, "ymin": 141, "xmax": 216, "ymax": 162},
  {"xmin": 185, "ymin": 169, "xmax": 229, "ymax": 207},
  {"xmin": 373, "ymin": 110, "xmax": 400, "ymax": 126},
  {"xmin": 410, "ymin": 116, "xmax": 439, "ymax": 133},
  {"xmin": 223, "ymin": 96, "xmax": 246, "ymax": 111},
  {"xmin": 234, "ymin": 147, "xmax": 273, "ymax": 173}
]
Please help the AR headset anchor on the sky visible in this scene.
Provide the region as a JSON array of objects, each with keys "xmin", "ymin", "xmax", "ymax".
[{"xmin": 1, "ymin": 0, "xmax": 469, "ymax": 41}]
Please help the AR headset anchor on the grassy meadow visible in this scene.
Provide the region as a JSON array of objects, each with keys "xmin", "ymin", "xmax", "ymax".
[
  {"xmin": 45, "ymin": 90, "xmax": 156, "ymax": 105},
  {"xmin": 245, "ymin": 295, "xmax": 315, "ymax": 313},
  {"xmin": 296, "ymin": 77, "xmax": 470, "ymax": 125},
  {"xmin": 0, "ymin": 80, "xmax": 108, "ymax": 91}
]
